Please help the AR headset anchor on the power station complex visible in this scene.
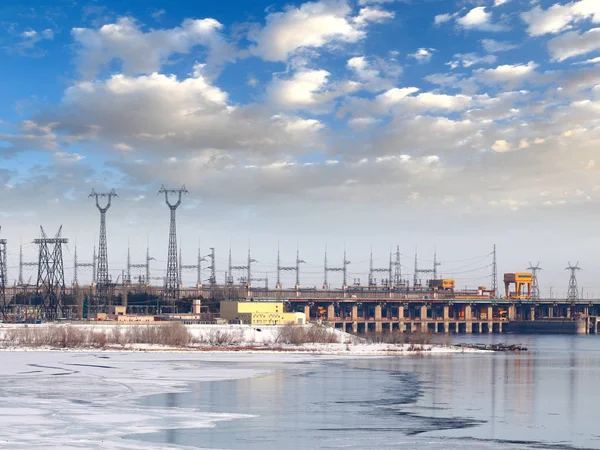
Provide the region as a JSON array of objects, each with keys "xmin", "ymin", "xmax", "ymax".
[{"xmin": 0, "ymin": 187, "xmax": 598, "ymax": 334}]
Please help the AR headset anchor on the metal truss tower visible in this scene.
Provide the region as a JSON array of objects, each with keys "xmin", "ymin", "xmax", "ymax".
[
  {"xmin": 277, "ymin": 245, "xmax": 305, "ymax": 289},
  {"xmin": 492, "ymin": 244, "xmax": 498, "ymax": 298},
  {"xmin": 73, "ymin": 243, "xmax": 96, "ymax": 286},
  {"xmin": 433, "ymin": 248, "xmax": 441, "ymax": 280},
  {"xmin": 229, "ymin": 248, "xmax": 256, "ymax": 286},
  {"xmin": 89, "ymin": 189, "xmax": 117, "ymax": 293},
  {"xmin": 19, "ymin": 244, "xmax": 39, "ymax": 285},
  {"xmin": 413, "ymin": 249, "xmax": 439, "ymax": 289},
  {"xmin": 325, "ymin": 247, "xmax": 351, "ymax": 289},
  {"xmin": 206, "ymin": 247, "xmax": 216, "ymax": 285},
  {"xmin": 369, "ymin": 247, "xmax": 392, "ymax": 287},
  {"xmin": 0, "ymin": 229, "xmax": 6, "ymax": 319},
  {"xmin": 35, "ymin": 226, "xmax": 68, "ymax": 321},
  {"xmin": 179, "ymin": 244, "xmax": 205, "ymax": 288},
  {"xmin": 126, "ymin": 245, "xmax": 154, "ymax": 285},
  {"xmin": 158, "ymin": 185, "xmax": 188, "ymax": 301},
  {"xmin": 527, "ymin": 262, "xmax": 542, "ymax": 302},
  {"xmin": 323, "ymin": 245, "xmax": 328, "ymax": 289},
  {"xmin": 227, "ymin": 246, "xmax": 233, "ymax": 284},
  {"xmin": 566, "ymin": 262, "xmax": 581, "ymax": 302},
  {"xmin": 393, "ymin": 246, "xmax": 404, "ymax": 289}
]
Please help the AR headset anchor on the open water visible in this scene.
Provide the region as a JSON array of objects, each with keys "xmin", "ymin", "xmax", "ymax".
[{"xmin": 129, "ymin": 334, "xmax": 600, "ymax": 450}]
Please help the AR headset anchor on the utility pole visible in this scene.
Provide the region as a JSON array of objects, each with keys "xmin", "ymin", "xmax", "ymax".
[
  {"xmin": 566, "ymin": 262, "xmax": 581, "ymax": 302},
  {"xmin": 158, "ymin": 185, "xmax": 187, "ymax": 302},
  {"xmin": 527, "ymin": 262, "xmax": 542, "ymax": 302},
  {"xmin": 35, "ymin": 226, "xmax": 68, "ymax": 321}
]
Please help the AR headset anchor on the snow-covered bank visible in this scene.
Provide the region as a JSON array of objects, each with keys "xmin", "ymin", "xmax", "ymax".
[{"xmin": 0, "ymin": 323, "xmax": 487, "ymax": 355}]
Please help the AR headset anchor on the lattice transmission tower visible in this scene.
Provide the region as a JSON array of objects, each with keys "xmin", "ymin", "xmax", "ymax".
[
  {"xmin": 35, "ymin": 226, "xmax": 68, "ymax": 321},
  {"xmin": 127, "ymin": 245, "xmax": 155, "ymax": 285},
  {"xmin": 89, "ymin": 189, "xmax": 117, "ymax": 298},
  {"xmin": 368, "ymin": 247, "xmax": 392, "ymax": 288},
  {"xmin": 0, "ymin": 229, "xmax": 6, "ymax": 319},
  {"xmin": 527, "ymin": 262, "xmax": 542, "ymax": 302},
  {"xmin": 492, "ymin": 244, "xmax": 498, "ymax": 298},
  {"xmin": 19, "ymin": 244, "xmax": 38, "ymax": 285},
  {"xmin": 228, "ymin": 248, "xmax": 256, "ymax": 286},
  {"xmin": 179, "ymin": 243, "xmax": 205, "ymax": 288},
  {"xmin": 158, "ymin": 185, "xmax": 188, "ymax": 301},
  {"xmin": 73, "ymin": 243, "xmax": 96, "ymax": 286},
  {"xmin": 206, "ymin": 247, "xmax": 217, "ymax": 285},
  {"xmin": 276, "ymin": 245, "xmax": 305, "ymax": 289},
  {"xmin": 324, "ymin": 246, "xmax": 351, "ymax": 290},
  {"xmin": 566, "ymin": 262, "xmax": 581, "ymax": 302},
  {"xmin": 413, "ymin": 249, "xmax": 440, "ymax": 290}
]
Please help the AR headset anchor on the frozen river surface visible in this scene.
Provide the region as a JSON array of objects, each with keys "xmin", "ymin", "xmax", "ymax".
[{"xmin": 1, "ymin": 335, "xmax": 600, "ymax": 449}]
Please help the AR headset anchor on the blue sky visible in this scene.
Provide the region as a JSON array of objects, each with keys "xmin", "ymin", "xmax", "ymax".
[{"xmin": 1, "ymin": 0, "xmax": 600, "ymax": 293}]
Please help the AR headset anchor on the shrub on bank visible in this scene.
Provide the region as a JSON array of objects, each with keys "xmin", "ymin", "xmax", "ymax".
[
  {"xmin": 275, "ymin": 323, "xmax": 339, "ymax": 345},
  {"xmin": 2, "ymin": 322, "xmax": 191, "ymax": 348}
]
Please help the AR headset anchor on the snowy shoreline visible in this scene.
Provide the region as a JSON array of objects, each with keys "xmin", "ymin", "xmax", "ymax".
[
  {"xmin": 0, "ymin": 342, "xmax": 490, "ymax": 355},
  {"xmin": 0, "ymin": 323, "xmax": 490, "ymax": 355}
]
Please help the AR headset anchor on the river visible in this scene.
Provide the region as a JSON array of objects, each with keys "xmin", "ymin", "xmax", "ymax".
[{"xmin": 128, "ymin": 334, "xmax": 600, "ymax": 449}]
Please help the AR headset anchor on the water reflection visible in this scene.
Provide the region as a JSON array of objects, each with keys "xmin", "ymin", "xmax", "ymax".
[{"xmin": 130, "ymin": 336, "xmax": 600, "ymax": 449}]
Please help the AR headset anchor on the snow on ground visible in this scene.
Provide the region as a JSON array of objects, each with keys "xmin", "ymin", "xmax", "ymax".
[{"xmin": 0, "ymin": 323, "xmax": 486, "ymax": 355}]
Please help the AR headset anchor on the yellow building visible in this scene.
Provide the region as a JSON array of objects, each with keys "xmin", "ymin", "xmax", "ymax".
[{"xmin": 220, "ymin": 301, "xmax": 305, "ymax": 325}]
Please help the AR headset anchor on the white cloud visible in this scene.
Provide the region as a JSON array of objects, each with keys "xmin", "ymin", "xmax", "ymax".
[
  {"xmin": 474, "ymin": 61, "xmax": 538, "ymax": 83},
  {"xmin": 573, "ymin": 55, "xmax": 600, "ymax": 64},
  {"xmin": 491, "ymin": 139, "xmax": 512, "ymax": 152},
  {"xmin": 72, "ymin": 17, "xmax": 231, "ymax": 79},
  {"xmin": 348, "ymin": 117, "xmax": 380, "ymax": 129},
  {"xmin": 447, "ymin": 53, "xmax": 497, "ymax": 68},
  {"xmin": 354, "ymin": 7, "xmax": 395, "ymax": 26},
  {"xmin": 347, "ymin": 56, "xmax": 375, "ymax": 77},
  {"xmin": 494, "ymin": 0, "xmax": 511, "ymax": 6},
  {"xmin": 113, "ymin": 143, "xmax": 133, "ymax": 152},
  {"xmin": 481, "ymin": 39, "xmax": 518, "ymax": 53},
  {"xmin": 436, "ymin": 7, "xmax": 505, "ymax": 32},
  {"xmin": 548, "ymin": 27, "xmax": 600, "ymax": 61},
  {"xmin": 248, "ymin": 1, "xmax": 374, "ymax": 62},
  {"xmin": 52, "ymin": 151, "xmax": 85, "ymax": 164},
  {"xmin": 521, "ymin": 0, "xmax": 600, "ymax": 36},
  {"xmin": 376, "ymin": 87, "xmax": 420, "ymax": 105},
  {"xmin": 408, "ymin": 48, "xmax": 435, "ymax": 63},
  {"xmin": 45, "ymin": 69, "xmax": 325, "ymax": 161},
  {"xmin": 434, "ymin": 13, "xmax": 454, "ymax": 25},
  {"xmin": 268, "ymin": 69, "xmax": 332, "ymax": 108},
  {"xmin": 456, "ymin": 7, "xmax": 505, "ymax": 31}
]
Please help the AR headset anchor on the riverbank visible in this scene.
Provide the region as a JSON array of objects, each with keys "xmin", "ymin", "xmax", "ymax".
[{"xmin": 0, "ymin": 322, "xmax": 488, "ymax": 355}]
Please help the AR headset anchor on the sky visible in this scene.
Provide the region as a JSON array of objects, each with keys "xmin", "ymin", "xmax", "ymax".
[{"xmin": 1, "ymin": 0, "xmax": 600, "ymax": 296}]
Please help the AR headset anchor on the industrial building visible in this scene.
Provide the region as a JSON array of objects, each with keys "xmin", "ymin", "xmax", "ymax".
[{"xmin": 220, "ymin": 300, "xmax": 306, "ymax": 325}]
